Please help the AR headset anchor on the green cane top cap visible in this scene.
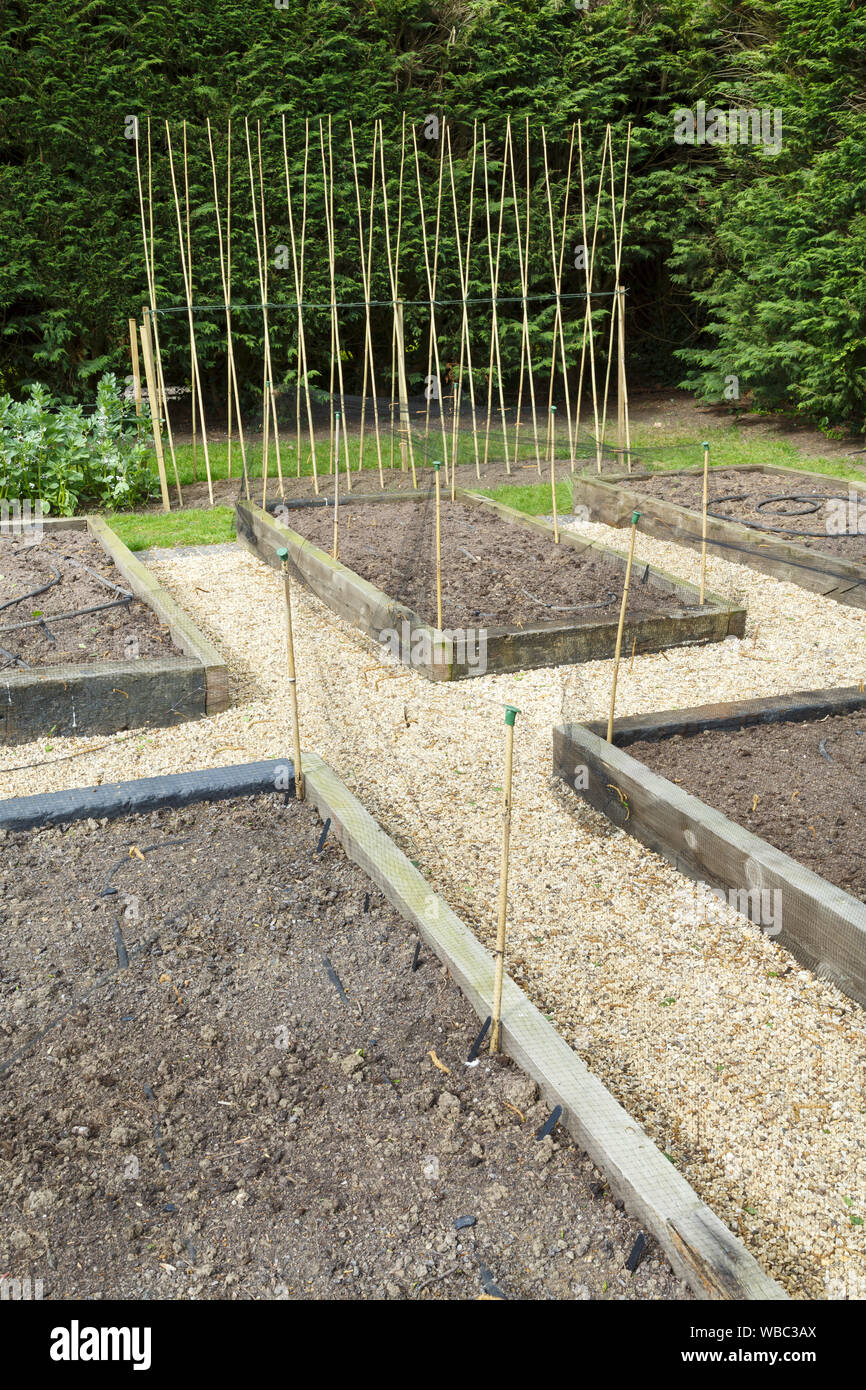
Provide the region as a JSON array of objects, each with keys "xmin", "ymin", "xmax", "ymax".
[
  {"xmin": 702, "ymin": 441, "xmax": 709, "ymax": 450},
  {"xmin": 550, "ymin": 404, "xmax": 557, "ymax": 412},
  {"xmin": 433, "ymin": 460, "xmax": 441, "ymax": 471},
  {"xmin": 631, "ymin": 510, "xmax": 641, "ymax": 525},
  {"xmin": 504, "ymin": 704, "xmax": 520, "ymax": 725},
  {"xmin": 276, "ymin": 546, "xmax": 289, "ymax": 561}
]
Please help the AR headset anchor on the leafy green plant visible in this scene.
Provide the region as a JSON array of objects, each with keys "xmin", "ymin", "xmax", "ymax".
[{"xmin": 0, "ymin": 374, "xmax": 156, "ymax": 514}]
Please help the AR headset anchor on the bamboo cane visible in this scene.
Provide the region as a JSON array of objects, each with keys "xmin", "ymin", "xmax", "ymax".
[
  {"xmin": 206, "ymin": 118, "xmax": 250, "ymax": 502},
  {"xmin": 324, "ymin": 116, "xmax": 352, "ymax": 486},
  {"xmin": 258, "ymin": 120, "xmax": 285, "ymax": 499},
  {"xmin": 542, "ymin": 126, "xmax": 576, "ymax": 463},
  {"xmin": 599, "ymin": 124, "xmax": 631, "ymax": 474},
  {"xmin": 434, "ymin": 460, "xmax": 443, "ymax": 630},
  {"xmin": 549, "ymin": 406, "xmax": 559, "ymax": 543},
  {"xmin": 412, "ymin": 123, "xmax": 450, "ymax": 481},
  {"xmin": 556, "ymin": 125, "xmax": 577, "ymax": 463},
  {"xmin": 446, "ymin": 123, "xmax": 481, "ymax": 480},
  {"xmin": 276, "ymin": 545, "xmax": 305, "ymax": 802},
  {"xmin": 606, "ymin": 510, "xmax": 640, "ymax": 742},
  {"xmin": 349, "ymin": 121, "xmax": 385, "ymax": 487},
  {"xmin": 283, "ymin": 117, "xmax": 318, "ymax": 492},
  {"xmin": 333, "ymin": 411, "xmax": 341, "ymax": 561},
  {"xmin": 182, "ymin": 122, "xmax": 198, "ymax": 483},
  {"xmin": 129, "ymin": 319, "xmax": 142, "ymax": 417},
  {"xmin": 700, "ymin": 441, "xmax": 710, "ymax": 604},
  {"xmin": 379, "ymin": 120, "xmax": 416, "ymax": 486},
  {"xmin": 584, "ymin": 126, "xmax": 611, "ymax": 474},
  {"xmin": 509, "ymin": 116, "xmax": 541, "ymax": 472},
  {"xmin": 165, "ymin": 121, "xmax": 213, "ymax": 504},
  {"xmin": 481, "ymin": 123, "xmax": 511, "ymax": 475},
  {"xmin": 140, "ymin": 309, "xmax": 170, "ymax": 511},
  {"xmin": 490, "ymin": 704, "xmax": 519, "ymax": 1055},
  {"xmin": 226, "ymin": 118, "xmax": 233, "ymax": 481},
  {"xmin": 134, "ymin": 119, "xmax": 181, "ymax": 506}
]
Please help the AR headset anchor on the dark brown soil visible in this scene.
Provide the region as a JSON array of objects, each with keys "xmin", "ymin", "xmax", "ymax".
[
  {"xmin": 627, "ymin": 712, "xmax": 866, "ymax": 901},
  {"xmin": 631, "ymin": 469, "xmax": 866, "ymax": 560},
  {"xmin": 0, "ymin": 794, "xmax": 689, "ymax": 1301},
  {"xmin": 0, "ymin": 531, "xmax": 183, "ymax": 671},
  {"xmin": 282, "ymin": 501, "xmax": 677, "ymax": 629}
]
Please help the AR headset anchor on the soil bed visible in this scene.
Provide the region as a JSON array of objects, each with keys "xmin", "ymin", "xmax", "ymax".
[
  {"xmin": 628, "ymin": 710, "xmax": 866, "ymax": 901},
  {"xmin": 0, "ymin": 530, "xmax": 182, "ymax": 670},
  {"xmin": 0, "ymin": 792, "xmax": 687, "ymax": 1301},
  {"xmin": 632, "ymin": 469, "xmax": 866, "ymax": 560},
  {"xmin": 284, "ymin": 499, "xmax": 673, "ymax": 629}
]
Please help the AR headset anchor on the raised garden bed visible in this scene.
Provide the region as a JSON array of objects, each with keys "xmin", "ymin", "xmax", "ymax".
[
  {"xmin": 553, "ymin": 685, "xmax": 866, "ymax": 1009},
  {"xmin": 572, "ymin": 463, "xmax": 866, "ymax": 609},
  {"xmin": 0, "ymin": 755, "xmax": 783, "ymax": 1301},
  {"xmin": 235, "ymin": 490, "xmax": 745, "ymax": 681},
  {"xmin": 0, "ymin": 517, "xmax": 228, "ymax": 742}
]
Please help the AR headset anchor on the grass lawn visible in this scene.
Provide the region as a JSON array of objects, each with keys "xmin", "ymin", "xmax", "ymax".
[
  {"xmin": 618, "ymin": 423, "xmax": 865, "ymax": 483},
  {"xmin": 102, "ymin": 411, "xmax": 863, "ymax": 552},
  {"xmin": 106, "ymin": 506, "xmax": 235, "ymax": 551}
]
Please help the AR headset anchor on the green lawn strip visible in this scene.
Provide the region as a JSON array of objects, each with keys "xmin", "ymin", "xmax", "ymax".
[
  {"xmin": 476, "ymin": 478, "xmax": 573, "ymax": 514},
  {"xmin": 105, "ymin": 506, "xmax": 235, "ymax": 551},
  {"xmin": 611, "ymin": 424, "xmax": 864, "ymax": 484}
]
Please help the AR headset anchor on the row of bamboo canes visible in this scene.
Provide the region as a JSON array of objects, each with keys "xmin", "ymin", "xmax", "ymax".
[{"xmin": 132, "ymin": 115, "xmax": 631, "ymax": 512}]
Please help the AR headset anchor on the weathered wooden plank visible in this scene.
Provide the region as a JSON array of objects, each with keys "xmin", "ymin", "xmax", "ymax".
[
  {"xmin": 235, "ymin": 500, "xmax": 453, "ymax": 680},
  {"xmin": 572, "ymin": 465, "xmax": 866, "ymax": 609},
  {"xmin": 0, "ymin": 657, "xmax": 205, "ymax": 744},
  {"xmin": 553, "ymin": 713, "xmax": 866, "ymax": 1008},
  {"xmin": 237, "ymin": 491, "xmax": 745, "ymax": 681},
  {"xmin": 302, "ymin": 750, "xmax": 786, "ymax": 1300},
  {"xmin": 0, "ymin": 518, "xmax": 229, "ymax": 740},
  {"xmin": 87, "ymin": 515, "xmax": 230, "ymax": 714},
  {"xmin": 586, "ymin": 684, "xmax": 866, "ymax": 746}
]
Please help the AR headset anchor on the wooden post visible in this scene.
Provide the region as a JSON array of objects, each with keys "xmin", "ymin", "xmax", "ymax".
[
  {"xmin": 140, "ymin": 309, "xmax": 170, "ymax": 512},
  {"xmin": 276, "ymin": 546, "xmax": 305, "ymax": 802},
  {"xmin": 434, "ymin": 459, "xmax": 443, "ymax": 630},
  {"xmin": 606, "ymin": 510, "xmax": 640, "ymax": 741},
  {"xmin": 700, "ymin": 440, "xmax": 710, "ymax": 604},
  {"xmin": 490, "ymin": 704, "xmax": 519, "ymax": 1054},
  {"xmin": 549, "ymin": 406, "xmax": 559, "ymax": 544},
  {"xmin": 333, "ymin": 411, "xmax": 341, "ymax": 561},
  {"xmin": 129, "ymin": 319, "xmax": 143, "ymax": 417}
]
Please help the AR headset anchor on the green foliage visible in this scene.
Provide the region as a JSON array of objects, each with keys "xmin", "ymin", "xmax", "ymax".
[
  {"xmin": 2, "ymin": 0, "xmax": 866, "ymax": 428},
  {"xmin": 0, "ymin": 374, "xmax": 156, "ymax": 514}
]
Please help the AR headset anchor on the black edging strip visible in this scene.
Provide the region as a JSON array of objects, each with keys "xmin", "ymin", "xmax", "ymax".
[{"xmin": 0, "ymin": 759, "xmax": 295, "ymax": 832}]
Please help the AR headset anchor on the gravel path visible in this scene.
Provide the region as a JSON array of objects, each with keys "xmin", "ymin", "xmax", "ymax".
[{"xmin": 2, "ymin": 515, "xmax": 865, "ymax": 1300}]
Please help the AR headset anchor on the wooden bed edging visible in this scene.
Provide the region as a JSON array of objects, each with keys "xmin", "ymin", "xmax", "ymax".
[
  {"xmin": 0, "ymin": 517, "xmax": 229, "ymax": 743},
  {"xmin": 0, "ymin": 748, "xmax": 786, "ymax": 1298},
  {"xmin": 235, "ymin": 492, "xmax": 745, "ymax": 681},
  {"xmin": 553, "ymin": 687, "xmax": 866, "ymax": 1008},
  {"xmin": 300, "ymin": 750, "xmax": 786, "ymax": 1300},
  {"xmin": 571, "ymin": 464, "xmax": 866, "ymax": 609}
]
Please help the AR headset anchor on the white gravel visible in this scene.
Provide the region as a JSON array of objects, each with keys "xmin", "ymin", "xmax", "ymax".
[{"xmin": 1, "ymin": 514, "xmax": 865, "ymax": 1300}]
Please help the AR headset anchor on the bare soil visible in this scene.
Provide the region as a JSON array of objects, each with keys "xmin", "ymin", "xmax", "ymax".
[
  {"xmin": 0, "ymin": 531, "xmax": 182, "ymax": 670},
  {"xmin": 630, "ymin": 468, "xmax": 866, "ymax": 561},
  {"xmin": 281, "ymin": 500, "xmax": 677, "ymax": 629},
  {"xmin": 628, "ymin": 711, "xmax": 866, "ymax": 901},
  {"xmin": 0, "ymin": 793, "xmax": 689, "ymax": 1301}
]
